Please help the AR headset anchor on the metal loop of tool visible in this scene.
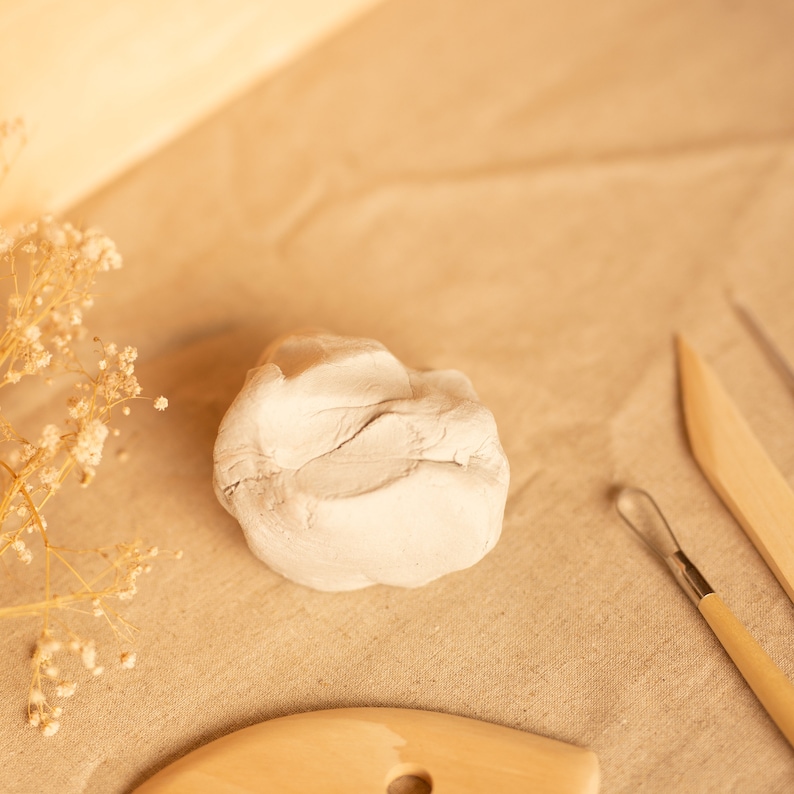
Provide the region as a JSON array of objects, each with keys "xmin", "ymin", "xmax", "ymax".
[{"xmin": 615, "ymin": 487, "xmax": 714, "ymax": 605}]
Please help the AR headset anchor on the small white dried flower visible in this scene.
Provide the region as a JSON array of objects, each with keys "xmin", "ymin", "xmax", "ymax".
[
  {"xmin": 28, "ymin": 712, "xmax": 41, "ymax": 728},
  {"xmin": 120, "ymin": 345, "xmax": 137, "ymax": 366},
  {"xmin": 29, "ymin": 345, "xmax": 52, "ymax": 371},
  {"xmin": 79, "ymin": 234, "xmax": 103, "ymax": 263},
  {"xmin": 72, "ymin": 419, "xmax": 109, "ymax": 468},
  {"xmin": 68, "ymin": 397, "xmax": 90, "ymax": 419},
  {"xmin": 79, "ymin": 641, "xmax": 97, "ymax": 670},
  {"xmin": 51, "ymin": 332, "xmax": 71, "ymax": 351},
  {"xmin": 55, "ymin": 681, "xmax": 76, "ymax": 698},
  {"xmin": 38, "ymin": 466, "xmax": 60, "ymax": 492},
  {"xmin": 117, "ymin": 585, "xmax": 137, "ymax": 601},
  {"xmin": 103, "ymin": 248, "xmax": 124, "ymax": 270},
  {"xmin": 41, "ymin": 719, "xmax": 60, "ymax": 737},
  {"xmin": 120, "ymin": 651, "xmax": 136, "ymax": 669},
  {"xmin": 153, "ymin": 396, "xmax": 168, "ymax": 411},
  {"xmin": 0, "ymin": 225, "xmax": 13, "ymax": 254},
  {"xmin": 22, "ymin": 325, "xmax": 42, "ymax": 342},
  {"xmin": 39, "ymin": 424, "xmax": 62, "ymax": 454},
  {"xmin": 12, "ymin": 539, "xmax": 33, "ymax": 564},
  {"xmin": 37, "ymin": 637, "xmax": 61, "ymax": 655},
  {"xmin": 29, "ymin": 689, "xmax": 45, "ymax": 705},
  {"xmin": 19, "ymin": 443, "xmax": 37, "ymax": 463},
  {"xmin": 61, "ymin": 221, "xmax": 79, "ymax": 245},
  {"xmin": 124, "ymin": 376, "xmax": 142, "ymax": 398}
]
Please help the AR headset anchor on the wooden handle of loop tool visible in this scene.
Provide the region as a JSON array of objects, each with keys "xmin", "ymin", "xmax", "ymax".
[{"xmin": 698, "ymin": 593, "xmax": 794, "ymax": 747}]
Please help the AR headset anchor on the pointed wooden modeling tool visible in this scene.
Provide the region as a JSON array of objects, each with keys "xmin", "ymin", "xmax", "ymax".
[
  {"xmin": 133, "ymin": 707, "xmax": 600, "ymax": 793},
  {"xmin": 676, "ymin": 335, "xmax": 794, "ymax": 603}
]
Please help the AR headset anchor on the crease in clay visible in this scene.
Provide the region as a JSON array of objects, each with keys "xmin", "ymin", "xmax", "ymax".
[{"xmin": 213, "ymin": 330, "xmax": 510, "ymax": 591}]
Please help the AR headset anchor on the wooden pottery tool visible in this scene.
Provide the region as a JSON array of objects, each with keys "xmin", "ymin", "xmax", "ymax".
[
  {"xmin": 677, "ymin": 335, "xmax": 794, "ymax": 603},
  {"xmin": 616, "ymin": 488, "xmax": 794, "ymax": 748},
  {"xmin": 133, "ymin": 707, "xmax": 600, "ymax": 793}
]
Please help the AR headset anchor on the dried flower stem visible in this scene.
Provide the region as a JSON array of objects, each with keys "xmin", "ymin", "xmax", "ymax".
[{"xmin": 1, "ymin": 131, "xmax": 177, "ymax": 734}]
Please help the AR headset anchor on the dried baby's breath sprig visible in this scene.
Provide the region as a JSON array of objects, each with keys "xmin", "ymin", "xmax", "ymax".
[{"xmin": 0, "ymin": 194, "xmax": 179, "ymax": 734}]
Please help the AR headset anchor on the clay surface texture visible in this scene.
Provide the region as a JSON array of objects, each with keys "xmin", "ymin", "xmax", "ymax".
[{"xmin": 213, "ymin": 330, "xmax": 509, "ymax": 591}]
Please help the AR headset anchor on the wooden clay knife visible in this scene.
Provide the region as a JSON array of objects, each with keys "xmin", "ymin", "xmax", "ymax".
[{"xmin": 677, "ymin": 335, "xmax": 794, "ymax": 603}]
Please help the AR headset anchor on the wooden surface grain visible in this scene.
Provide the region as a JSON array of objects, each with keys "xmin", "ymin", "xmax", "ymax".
[{"xmin": 0, "ymin": 0, "xmax": 383, "ymax": 224}]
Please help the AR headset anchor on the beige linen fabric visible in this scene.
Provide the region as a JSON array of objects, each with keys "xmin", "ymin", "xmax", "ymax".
[{"xmin": 3, "ymin": 0, "xmax": 794, "ymax": 791}]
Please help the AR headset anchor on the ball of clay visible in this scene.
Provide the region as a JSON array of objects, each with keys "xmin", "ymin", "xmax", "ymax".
[{"xmin": 212, "ymin": 330, "xmax": 509, "ymax": 591}]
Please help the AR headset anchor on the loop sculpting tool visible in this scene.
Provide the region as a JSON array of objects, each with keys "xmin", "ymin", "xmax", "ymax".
[{"xmin": 616, "ymin": 487, "xmax": 794, "ymax": 748}]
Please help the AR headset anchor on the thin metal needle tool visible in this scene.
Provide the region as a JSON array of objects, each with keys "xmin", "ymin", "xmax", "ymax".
[
  {"xmin": 616, "ymin": 487, "xmax": 794, "ymax": 748},
  {"xmin": 731, "ymin": 295, "xmax": 794, "ymax": 394}
]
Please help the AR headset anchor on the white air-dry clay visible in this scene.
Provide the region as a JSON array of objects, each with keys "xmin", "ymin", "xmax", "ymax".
[{"xmin": 212, "ymin": 330, "xmax": 510, "ymax": 591}]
